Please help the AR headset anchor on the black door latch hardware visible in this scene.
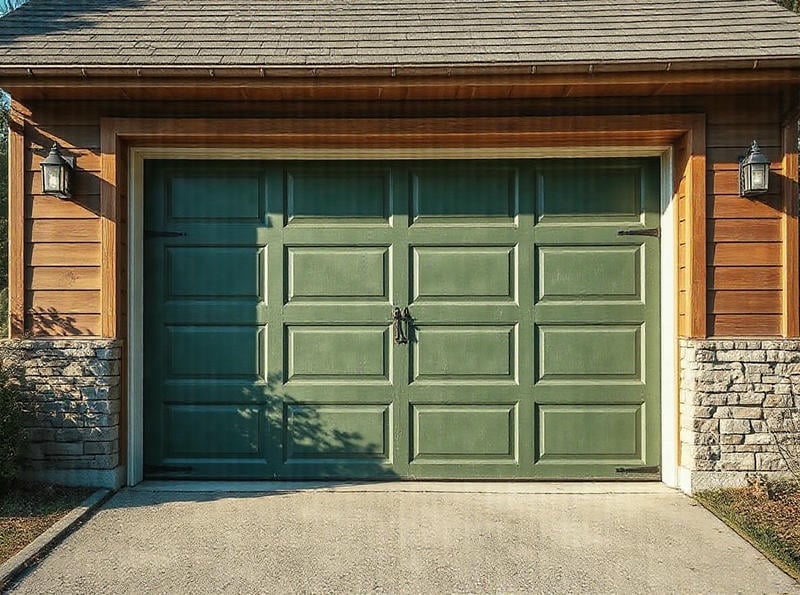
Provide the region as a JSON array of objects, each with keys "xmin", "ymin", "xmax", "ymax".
[
  {"xmin": 617, "ymin": 228, "xmax": 660, "ymax": 238},
  {"xmin": 144, "ymin": 230, "xmax": 187, "ymax": 239},
  {"xmin": 392, "ymin": 307, "xmax": 413, "ymax": 345},
  {"xmin": 615, "ymin": 465, "xmax": 660, "ymax": 474}
]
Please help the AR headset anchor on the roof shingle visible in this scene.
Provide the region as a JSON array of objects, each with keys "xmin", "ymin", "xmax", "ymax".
[{"xmin": 1, "ymin": 0, "xmax": 799, "ymax": 69}]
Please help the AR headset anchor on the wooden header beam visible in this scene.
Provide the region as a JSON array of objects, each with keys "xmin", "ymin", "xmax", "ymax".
[{"xmin": 98, "ymin": 113, "xmax": 707, "ymax": 339}]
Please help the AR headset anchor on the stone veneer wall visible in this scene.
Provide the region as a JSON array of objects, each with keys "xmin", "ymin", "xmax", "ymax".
[
  {"xmin": 680, "ymin": 339, "xmax": 800, "ymax": 492},
  {"xmin": 0, "ymin": 339, "xmax": 124, "ymax": 488}
]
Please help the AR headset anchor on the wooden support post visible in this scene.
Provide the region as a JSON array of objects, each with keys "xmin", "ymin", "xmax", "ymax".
[
  {"xmin": 7, "ymin": 104, "xmax": 25, "ymax": 338},
  {"xmin": 782, "ymin": 117, "xmax": 800, "ymax": 338}
]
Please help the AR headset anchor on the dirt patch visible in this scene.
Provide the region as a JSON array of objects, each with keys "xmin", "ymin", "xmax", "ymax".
[
  {"xmin": 0, "ymin": 482, "xmax": 93, "ymax": 563},
  {"xmin": 696, "ymin": 480, "xmax": 800, "ymax": 581}
]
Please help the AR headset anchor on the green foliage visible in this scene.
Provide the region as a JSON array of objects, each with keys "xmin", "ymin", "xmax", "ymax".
[
  {"xmin": 0, "ymin": 366, "xmax": 24, "ymax": 485},
  {"xmin": 775, "ymin": 0, "xmax": 800, "ymax": 13}
]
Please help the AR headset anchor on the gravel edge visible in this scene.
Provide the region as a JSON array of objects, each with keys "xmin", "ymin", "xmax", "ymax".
[{"xmin": 0, "ymin": 488, "xmax": 113, "ymax": 590}]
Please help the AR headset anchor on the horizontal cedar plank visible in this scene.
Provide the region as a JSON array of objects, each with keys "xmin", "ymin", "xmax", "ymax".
[
  {"xmin": 708, "ymin": 243, "xmax": 781, "ymax": 266},
  {"xmin": 708, "ymin": 160, "xmax": 782, "ymax": 173},
  {"xmin": 707, "ymin": 124, "xmax": 780, "ymax": 149},
  {"xmin": 26, "ymin": 243, "xmax": 101, "ymax": 266},
  {"xmin": 707, "ymin": 194, "xmax": 782, "ymax": 219},
  {"xmin": 707, "ymin": 146, "xmax": 781, "ymax": 168},
  {"xmin": 18, "ymin": 94, "xmax": 764, "ymax": 123},
  {"xmin": 708, "ymin": 219, "xmax": 782, "ymax": 243},
  {"xmin": 708, "ymin": 314, "xmax": 781, "ymax": 337},
  {"xmin": 25, "ymin": 313, "xmax": 101, "ymax": 337},
  {"xmin": 708, "ymin": 266, "xmax": 782, "ymax": 290},
  {"xmin": 26, "ymin": 290, "xmax": 100, "ymax": 314},
  {"xmin": 26, "ymin": 194, "xmax": 101, "ymax": 219},
  {"xmin": 707, "ymin": 169, "xmax": 782, "ymax": 196},
  {"xmin": 26, "ymin": 148, "xmax": 101, "ymax": 173},
  {"xmin": 27, "ymin": 267, "xmax": 101, "ymax": 290},
  {"xmin": 25, "ymin": 125, "xmax": 101, "ymax": 150},
  {"xmin": 27, "ymin": 219, "xmax": 100, "ymax": 243},
  {"xmin": 27, "ymin": 171, "xmax": 100, "ymax": 196},
  {"xmin": 708, "ymin": 290, "xmax": 782, "ymax": 314}
]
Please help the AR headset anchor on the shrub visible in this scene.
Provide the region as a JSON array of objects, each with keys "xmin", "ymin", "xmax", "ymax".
[{"xmin": 0, "ymin": 365, "xmax": 24, "ymax": 485}]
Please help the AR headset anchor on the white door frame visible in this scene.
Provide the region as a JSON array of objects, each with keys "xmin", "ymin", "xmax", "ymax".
[{"xmin": 126, "ymin": 146, "xmax": 678, "ymax": 487}]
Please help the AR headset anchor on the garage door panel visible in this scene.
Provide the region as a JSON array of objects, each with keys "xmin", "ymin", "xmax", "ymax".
[
  {"xmin": 163, "ymin": 404, "xmax": 266, "ymax": 459},
  {"xmin": 411, "ymin": 245, "xmax": 516, "ymax": 303},
  {"xmin": 166, "ymin": 325, "xmax": 266, "ymax": 381},
  {"xmin": 537, "ymin": 245, "xmax": 642, "ymax": 303},
  {"xmin": 410, "ymin": 404, "xmax": 517, "ymax": 463},
  {"xmin": 536, "ymin": 165, "xmax": 644, "ymax": 222},
  {"xmin": 410, "ymin": 165, "xmax": 518, "ymax": 225},
  {"xmin": 536, "ymin": 325, "xmax": 642, "ymax": 382},
  {"xmin": 285, "ymin": 325, "xmax": 391, "ymax": 383},
  {"xmin": 411, "ymin": 325, "xmax": 517, "ymax": 384},
  {"xmin": 532, "ymin": 384, "xmax": 648, "ymax": 404},
  {"xmin": 166, "ymin": 246, "xmax": 266, "ymax": 301},
  {"xmin": 536, "ymin": 404, "xmax": 644, "ymax": 463},
  {"xmin": 284, "ymin": 403, "xmax": 392, "ymax": 462},
  {"xmin": 286, "ymin": 166, "xmax": 391, "ymax": 224},
  {"xmin": 145, "ymin": 157, "xmax": 660, "ymax": 480},
  {"xmin": 166, "ymin": 172, "xmax": 267, "ymax": 222},
  {"xmin": 286, "ymin": 246, "xmax": 390, "ymax": 303},
  {"xmin": 161, "ymin": 303, "xmax": 269, "ymax": 325},
  {"xmin": 157, "ymin": 380, "xmax": 276, "ymax": 404}
]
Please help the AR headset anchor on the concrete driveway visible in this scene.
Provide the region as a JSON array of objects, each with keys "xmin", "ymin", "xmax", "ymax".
[{"xmin": 7, "ymin": 482, "xmax": 798, "ymax": 593}]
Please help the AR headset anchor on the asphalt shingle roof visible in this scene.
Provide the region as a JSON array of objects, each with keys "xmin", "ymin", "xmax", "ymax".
[{"xmin": 1, "ymin": 0, "xmax": 800, "ymax": 70}]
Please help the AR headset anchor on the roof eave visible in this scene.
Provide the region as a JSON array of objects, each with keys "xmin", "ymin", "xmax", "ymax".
[{"xmin": 3, "ymin": 57, "xmax": 800, "ymax": 79}]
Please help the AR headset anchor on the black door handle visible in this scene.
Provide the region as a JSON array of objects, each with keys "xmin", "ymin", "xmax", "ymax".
[
  {"xmin": 392, "ymin": 307, "xmax": 413, "ymax": 345},
  {"xmin": 144, "ymin": 230, "xmax": 187, "ymax": 239},
  {"xmin": 617, "ymin": 228, "xmax": 660, "ymax": 238},
  {"xmin": 392, "ymin": 307, "xmax": 407, "ymax": 345}
]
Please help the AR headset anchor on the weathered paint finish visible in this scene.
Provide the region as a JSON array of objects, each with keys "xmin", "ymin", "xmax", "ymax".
[{"xmin": 143, "ymin": 157, "xmax": 661, "ymax": 479}]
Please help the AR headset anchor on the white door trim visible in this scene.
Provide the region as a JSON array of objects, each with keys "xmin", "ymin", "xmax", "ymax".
[{"xmin": 126, "ymin": 146, "xmax": 677, "ymax": 487}]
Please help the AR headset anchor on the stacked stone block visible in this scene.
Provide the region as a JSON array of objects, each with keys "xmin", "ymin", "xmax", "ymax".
[
  {"xmin": 680, "ymin": 339, "xmax": 800, "ymax": 489},
  {"xmin": 0, "ymin": 339, "xmax": 123, "ymax": 487}
]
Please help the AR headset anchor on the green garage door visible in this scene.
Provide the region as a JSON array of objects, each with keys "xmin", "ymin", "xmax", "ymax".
[{"xmin": 143, "ymin": 158, "xmax": 660, "ymax": 480}]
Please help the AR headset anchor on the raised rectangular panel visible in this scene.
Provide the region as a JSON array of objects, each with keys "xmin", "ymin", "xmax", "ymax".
[
  {"xmin": 286, "ymin": 167, "xmax": 391, "ymax": 224},
  {"xmin": 537, "ymin": 404, "xmax": 643, "ymax": 461},
  {"xmin": 537, "ymin": 245, "xmax": 641, "ymax": 302},
  {"xmin": 536, "ymin": 325, "xmax": 642, "ymax": 382},
  {"xmin": 287, "ymin": 246, "xmax": 389, "ymax": 303},
  {"xmin": 413, "ymin": 325, "xmax": 516, "ymax": 383},
  {"xmin": 537, "ymin": 165, "xmax": 643, "ymax": 222},
  {"xmin": 411, "ymin": 404, "xmax": 517, "ymax": 461},
  {"xmin": 167, "ymin": 247, "xmax": 265, "ymax": 301},
  {"xmin": 167, "ymin": 174, "xmax": 264, "ymax": 221},
  {"xmin": 164, "ymin": 405, "xmax": 263, "ymax": 458},
  {"xmin": 410, "ymin": 166, "xmax": 518, "ymax": 224},
  {"xmin": 286, "ymin": 325, "xmax": 390, "ymax": 382},
  {"xmin": 285, "ymin": 404, "xmax": 391, "ymax": 461},
  {"xmin": 412, "ymin": 246, "xmax": 515, "ymax": 302},
  {"xmin": 167, "ymin": 326, "xmax": 266, "ymax": 380}
]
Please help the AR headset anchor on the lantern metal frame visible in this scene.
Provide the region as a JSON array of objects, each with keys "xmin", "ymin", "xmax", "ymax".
[
  {"xmin": 738, "ymin": 140, "xmax": 770, "ymax": 198},
  {"xmin": 40, "ymin": 143, "xmax": 75, "ymax": 199}
]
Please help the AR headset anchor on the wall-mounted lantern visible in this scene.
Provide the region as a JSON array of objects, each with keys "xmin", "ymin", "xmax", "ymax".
[
  {"xmin": 40, "ymin": 143, "xmax": 75, "ymax": 199},
  {"xmin": 739, "ymin": 140, "xmax": 770, "ymax": 198}
]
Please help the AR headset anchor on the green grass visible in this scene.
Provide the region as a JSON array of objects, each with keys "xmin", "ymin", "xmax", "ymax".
[
  {"xmin": 695, "ymin": 487, "xmax": 800, "ymax": 581},
  {"xmin": 0, "ymin": 482, "xmax": 93, "ymax": 563}
]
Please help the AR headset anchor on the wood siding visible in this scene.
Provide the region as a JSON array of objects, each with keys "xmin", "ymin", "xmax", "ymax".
[{"xmin": 10, "ymin": 93, "xmax": 796, "ymax": 338}]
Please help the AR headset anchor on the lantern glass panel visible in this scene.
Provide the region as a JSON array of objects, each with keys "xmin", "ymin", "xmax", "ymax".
[
  {"xmin": 42, "ymin": 163, "xmax": 62, "ymax": 194},
  {"xmin": 750, "ymin": 163, "xmax": 768, "ymax": 191}
]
